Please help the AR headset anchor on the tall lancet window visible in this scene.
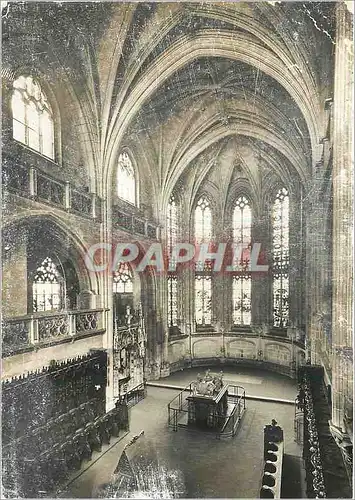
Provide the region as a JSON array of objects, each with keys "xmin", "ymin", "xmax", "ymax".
[
  {"xmin": 167, "ymin": 194, "xmax": 179, "ymax": 328},
  {"xmin": 233, "ymin": 196, "xmax": 252, "ymax": 326},
  {"xmin": 195, "ymin": 195, "xmax": 212, "ymax": 242},
  {"xmin": 12, "ymin": 75, "xmax": 54, "ymax": 159},
  {"xmin": 117, "ymin": 152, "xmax": 136, "ymax": 205},
  {"xmin": 272, "ymin": 187, "xmax": 289, "ymax": 328},
  {"xmin": 194, "ymin": 195, "xmax": 212, "ymax": 327},
  {"xmin": 233, "ymin": 196, "xmax": 252, "ymax": 245},
  {"xmin": 33, "ymin": 257, "xmax": 63, "ymax": 312}
]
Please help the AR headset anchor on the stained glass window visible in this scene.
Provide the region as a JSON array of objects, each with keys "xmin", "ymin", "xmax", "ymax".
[
  {"xmin": 195, "ymin": 275, "xmax": 212, "ymax": 326},
  {"xmin": 195, "ymin": 195, "xmax": 213, "ymax": 272},
  {"xmin": 12, "ymin": 76, "xmax": 54, "ymax": 159},
  {"xmin": 232, "ymin": 196, "xmax": 252, "ymax": 325},
  {"xmin": 233, "ymin": 196, "xmax": 252, "ymax": 245},
  {"xmin": 117, "ymin": 152, "xmax": 136, "ymax": 205},
  {"xmin": 167, "ymin": 275, "xmax": 178, "ymax": 327},
  {"xmin": 195, "ymin": 195, "xmax": 212, "ymax": 242},
  {"xmin": 233, "ymin": 276, "xmax": 251, "ymax": 326},
  {"xmin": 113, "ymin": 263, "xmax": 133, "ymax": 293},
  {"xmin": 272, "ymin": 187, "xmax": 289, "ymax": 327},
  {"xmin": 33, "ymin": 257, "xmax": 62, "ymax": 312}
]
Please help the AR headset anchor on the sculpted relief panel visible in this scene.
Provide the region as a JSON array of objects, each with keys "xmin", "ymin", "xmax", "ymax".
[
  {"xmin": 192, "ymin": 339, "xmax": 220, "ymax": 358},
  {"xmin": 168, "ymin": 341, "xmax": 186, "ymax": 363},
  {"xmin": 226, "ymin": 339, "xmax": 256, "ymax": 359},
  {"xmin": 265, "ymin": 343, "xmax": 291, "ymax": 365}
]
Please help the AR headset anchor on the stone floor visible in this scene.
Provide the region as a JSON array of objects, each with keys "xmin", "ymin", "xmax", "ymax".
[{"xmin": 60, "ymin": 367, "xmax": 303, "ymax": 498}]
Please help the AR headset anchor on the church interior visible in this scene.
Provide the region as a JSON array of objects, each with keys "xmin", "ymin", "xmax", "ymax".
[{"xmin": 1, "ymin": 1, "xmax": 353, "ymax": 498}]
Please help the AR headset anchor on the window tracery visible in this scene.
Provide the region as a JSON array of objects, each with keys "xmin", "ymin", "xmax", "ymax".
[
  {"xmin": 33, "ymin": 257, "xmax": 62, "ymax": 312},
  {"xmin": 113, "ymin": 263, "xmax": 133, "ymax": 293},
  {"xmin": 233, "ymin": 195, "xmax": 252, "ymax": 245},
  {"xmin": 195, "ymin": 195, "xmax": 212, "ymax": 242},
  {"xmin": 12, "ymin": 75, "xmax": 54, "ymax": 159}
]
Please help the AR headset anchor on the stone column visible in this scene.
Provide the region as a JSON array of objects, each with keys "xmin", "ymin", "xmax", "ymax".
[
  {"xmin": 288, "ymin": 184, "xmax": 304, "ymax": 330},
  {"xmin": 330, "ymin": 3, "xmax": 353, "ymax": 434},
  {"xmin": 305, "ymin": 169, "xmax": 328, "ymax": 365},
  {"xmin": 252, "ymin": 204, "xmax": 270, "ymax": 328}
]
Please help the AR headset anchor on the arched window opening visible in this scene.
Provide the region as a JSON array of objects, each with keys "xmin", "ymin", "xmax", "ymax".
[
  {"xmin": 233, "ymin": 196, "xmax": 252, "ymax": 245},
  {"xmin": 272, "ymin": 187, "xmax": 289, "ymax": 328},
  {"xmin": 113, "ymin": 263, "xmax": 134, "ymax": 327},
  {"xmin": 195, "ymin": 275, "xmax": 212, "ymax": 326},
  {"xmin": 195, "ymin": 195, "xmax": 212, "ymax": 242},
  {"xmin": 12, "ymin": 75, "xmax": 54, "ymax": 159},
  {"xmin": 117, "ymin": 152, "xmax": 136, "ymax": 205},
  {"xmin": 33, "ymin": 257, "xmax": 63, "ymax": 312}
]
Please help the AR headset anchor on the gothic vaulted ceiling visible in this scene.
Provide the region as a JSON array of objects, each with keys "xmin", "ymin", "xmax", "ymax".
[{"xmin": 3, "ymin": 1, "xmax": 336, "ymax": 210}]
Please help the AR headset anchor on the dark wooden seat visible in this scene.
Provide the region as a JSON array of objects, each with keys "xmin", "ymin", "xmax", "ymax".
[
  {"xmin": 84, "ymin": 422, "xmax": 102, "ymax": 452},
  {"xmin": 73, "ymin": 428, "xmax": 92, "ymax": 461}
]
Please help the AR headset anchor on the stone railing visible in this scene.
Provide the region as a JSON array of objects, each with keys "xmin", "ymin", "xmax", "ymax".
[
  {"xmin": 113, "ymin": 205, "xmax": 160, "ymax": 240},
  {"xmin": 2, "ymin": 157, "xmax": 102, "ymax": 221},
  {"xmin": 2, "ymin": 309, "xmax": 105, "ymax": 356}
]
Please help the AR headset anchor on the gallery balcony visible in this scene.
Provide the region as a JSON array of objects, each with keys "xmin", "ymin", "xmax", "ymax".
[
  {"xmin": 2, "ymin": 309, "xmax": 106, "ymax": 357},
  {"xmin": 112, "ymin": 204, "xmax": 161, "ymax": 241},
  {"xmin": 2, "ymin": 149, "xmax": 102, "ymax": 221}
]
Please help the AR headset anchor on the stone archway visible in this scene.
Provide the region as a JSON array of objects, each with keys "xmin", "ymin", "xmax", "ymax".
[{"xmin": 2, "ymin": 214, "xmax": 98, "ymax": 317}]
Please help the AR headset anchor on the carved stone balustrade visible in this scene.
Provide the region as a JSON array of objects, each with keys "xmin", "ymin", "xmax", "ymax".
[
  {"xmin": 112, "ymin": 205, "xmax": 160, "ymax": 241},
  {"xmin": 2, "ymin": 152, "xmax": 102, "ymax": 221},
  {"xmin": 37, "ymin": 314, "xmax": 71, "ymax": 341},
  {"xmin": 2, "ymin": 309, "xmax": 106, "ymax": 356}
]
